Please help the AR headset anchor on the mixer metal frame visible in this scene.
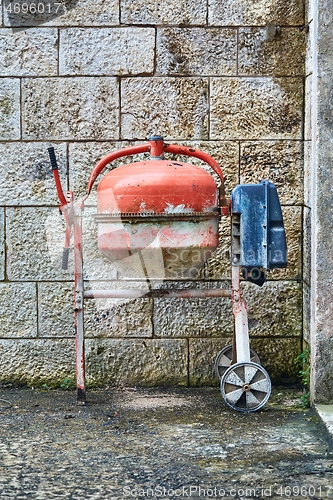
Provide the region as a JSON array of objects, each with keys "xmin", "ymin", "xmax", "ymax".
[{"xmin": 48, "ymin": 138, "xmax": 272, "ymax": 412}]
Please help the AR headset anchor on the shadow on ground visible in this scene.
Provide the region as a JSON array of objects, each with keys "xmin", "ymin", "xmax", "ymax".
[{"xmin": 0, "ymin": 385, "xmax": 332, "ymax": 499}]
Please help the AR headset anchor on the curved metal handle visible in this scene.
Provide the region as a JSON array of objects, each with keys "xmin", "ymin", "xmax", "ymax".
[{"xmin": 85, "ymin": 137, "xmax": 229, "ymax": 214}]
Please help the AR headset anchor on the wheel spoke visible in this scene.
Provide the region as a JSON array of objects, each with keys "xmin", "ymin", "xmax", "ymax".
[
  {"xmin": 250, "ymin": 378, "xmax": 270, "ymax": 393},
  {"xmin": 219, "ymin": 353, "xmax": 232, "ymax": 367},
  {"xmin": 224, "ymin": 370, "xmax": 244, "ymax": 387},
  {"xmin": 244, "ymin": 365, "xmax": 258, "ymax": 384},
  {"xmin": 225, "ymin": 388, "xmax": 244, "ymax": 406},
  {"xmin": 246, "ymin": 391, "xmax": 261, "ymax": 408}
]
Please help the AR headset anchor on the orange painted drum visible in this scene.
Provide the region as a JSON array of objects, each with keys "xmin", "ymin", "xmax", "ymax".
[{"xmin": 94, "ymin": 147, "xmax": 221, "ymax": 279}]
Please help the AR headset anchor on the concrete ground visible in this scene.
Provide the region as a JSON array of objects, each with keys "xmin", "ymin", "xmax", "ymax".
[{"xmin": 0, "ymin": 385, "xmax": 332, "ymax": 499}]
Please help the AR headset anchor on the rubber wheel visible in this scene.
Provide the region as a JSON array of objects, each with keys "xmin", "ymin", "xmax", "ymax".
[
  {"xmin": 214, "ymin": 344, "xmax": 261, "ymax": 380},
  {"xmin": 220, "ymin": 361, "xmax": 271, "ymax": 412}
]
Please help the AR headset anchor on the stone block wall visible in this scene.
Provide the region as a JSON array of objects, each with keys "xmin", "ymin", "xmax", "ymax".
[{"xmin": 0, "ymin": 0, "xmax": 306, "ymax": 388}]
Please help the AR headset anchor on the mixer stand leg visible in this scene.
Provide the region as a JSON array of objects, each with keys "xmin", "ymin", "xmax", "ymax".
[
  {"xmin": 73, "ymin": 203, "xmax": 86, "ymax": 404},
  {"xmin": 231, "ymin": 265, "xmax": 251, "ymax": 364}
]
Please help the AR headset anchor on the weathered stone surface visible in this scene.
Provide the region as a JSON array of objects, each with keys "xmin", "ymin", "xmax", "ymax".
[
  {"xmin": 121, "ymin": 0, "xmax": 206, "ymax": 25},
  {"xmin": 242, "ymin": 281, "xmax": 302, "ymax": 338},
  {"xmin": 22, "ymin": 77, "xmax": 119, "ymax": 140},
  {"xmin": 189, "ymin": 338, "xmax": 232, "ymax": 386},
  {"xmin": 4, "ymin": 0, "xmax": 118, "ymax": 27},
  {"xmin": 239, "ymin": 28, "xmax": 305, "ymax": 76},
  {"xmin": 0, "ymin": 78, "xmax": 20, "ymax": 140},
  {"xmin": 240, "ymin": 141, "xmax": 304, "ymax": 205},
  {"xmin": 85, "ymin": 339, "xmax": 188, "ymax": 386},
  {"xmin": 0, "ymin": 283, "xmax": 37, "ymax": 338},
  {"xmin": 210, "ymin": 78, "xmax": 303, "ymax": 140},
  {"xmin": 153, "ymin": 282, "xmax": 233, "ymax": 338},
  {"xmin": 156, "ymin": 28, "xmax": 237, "ymax": 76},
  {"xmin": 84, "ymin": 281, "xmax": 153, "ymax": 338},
  {"xmin": 60, "ymin": 28, "xmax": 155, "ymax": 76},
  {"xmin": 38, "ymin": 282, "xmax": 74, "ymax": 338},
  {"xmin": 250, "ymin": 338, "xmax": 301, "ymax": 380},
  {"xmin": 0, "ymin": 28, "xmax": 58, "ymax": 76},
  {"xmin": 121, "ymin": 78, "xmax": 209, "ymax": 140},
  {"xmin": 0, "ymin": 208, "xmax": 4, "ymax": 280},
  {"xmin": 0, "ymin": 339, "xmax": 75, "ymax": 386},
  {"xmin": 0, "ymin": 142, "xmax": 66, "ymax": 205},
  {"xmin": 38, "ymin": 281, "xmax": 152, "ymax": 338},
  {"xmin": 6, "ymin": 207, "xmax": 71, "ymax": 280},
  {"xmin": 208, "ymin": 0, "xmax": 304, "ymax": 26},
  {"xmin": 6, "ymin": 206, "xmax": 118, "ymax": 281},
  {"xmin": 270, "ymin": 206, "xmax": 302, "ymax": 280}
]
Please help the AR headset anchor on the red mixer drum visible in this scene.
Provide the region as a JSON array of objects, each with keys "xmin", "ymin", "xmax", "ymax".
[{"xmin": 94, "ymin": 157, "xmax": 220, "ymax": 278}]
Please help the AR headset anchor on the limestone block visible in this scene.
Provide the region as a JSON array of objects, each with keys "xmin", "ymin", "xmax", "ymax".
[
  {"xmin": 250, "ymin": 338, "xmax": 301, "ymax": 381},
  {"xmin": 0, "ymin": 78, "xmax": 20, "ymax": 140},
  {"xmin": 208, "ymin": 0, "xmax": 304, "ymax": 26},
  {"xmin": 0, "ymin": 28, "xmax": 58, "ymax": 76},
  {"xmin": 269, "ymin": 207, "xmax": 302, "ymax": 280},
  {"xmin": 156, "ymin": 28, "xmax": 237, "ymax": 76},
  {"xmin": 0, "ymin": 0, "xmax": 2, "ymax": 25},
  {"xmin": 83, "ymin": 281, "xmax": 153, "ymax": 338},
  {"xmin": 0, "ymin": 283, "xmax": 37, "ymax": 338},
  {"xmin": 38, "ymin": 281, "xmax": 152, "ymax": 338},
  {"xmin": 85, "ymin": 339, "xmax": 188, "ymax": 386},
  {"xmin": 6, "ymin": 206, "xmax": 118, "ymax": 280},
  {"xmin": 303, "ymin": 207, "xmax": 311, "ymax": 286},
  {"xmin": 153, "ymin": 282, "xmax": 233, "ymax": 338},
  {"xmin": 0, "ymin": 142, "xmax": 66, "ymax": 205},
  {"xmin": 22, "ymin": 77, "xmax": 119, "ymax": 140},
  {"xmin": 189, "ymin": 338, "xmax": 232, "ymax": 386},
  {"xmin": 210, "ymin": 78, "xmax": 303, "ymax": 140},
  {"xmin": 121, "ymin": 78, "xmax": 209, "ymax": 140},
  {"xmin": 242, "ymin": 281, "xmax": 302, "ymax": 338},
  {"xmin": 240, "ymin": 141, "xmax": 304, "ymax": 205},
  {"xmin": 6, "ymin": 207, "xmax": 72, "ymax": 280},
  {"xmin": 60, "ymin": 28, "xmax": 155, "ymax": 76},
  {"xmin": 121, "ymin": 0, "xmax": 206, "ymax": 25},
  {"xmin": 4, "ymin": 0, "xmax": 118, "ymax": 27},
  {"xmin": 304, "ymin": 140, "xmax": 312, "ymax": 208},
  {"xmin": 0, "ymin": 339, "xmax": 76, "ymax": 387},
  {"xmin": 238, "ymin": 28, "xmax": 305, "ymax": 77},
  {"xmin": 38, "ymin": 282, "xmax": 74, "ymax": 338},
  {"xmin": 0, "ymin": 208, "xmax": 3, "ymax": 280}
]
